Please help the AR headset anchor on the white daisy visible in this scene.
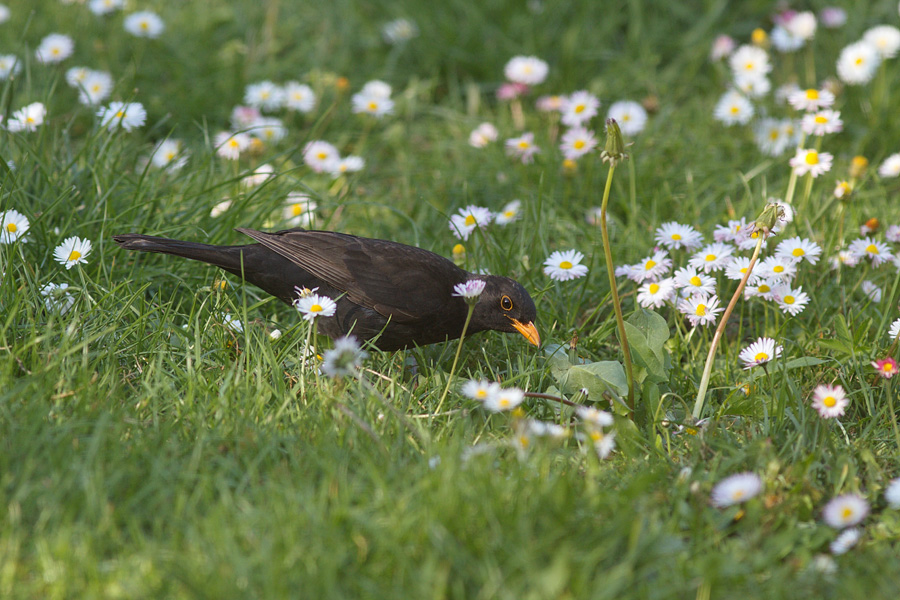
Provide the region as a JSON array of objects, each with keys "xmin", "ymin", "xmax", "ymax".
[
  {"xmin": 482, "ymin": 386, "xmax": 525, "ymax": 412},
  {"xmin": 535, "ymin": 95, "xmax": 565, "ymax": 112},
  {"xmin": 728, "ymin": 44, "xmax": 772, "ymax": 81},
  {"xmin": 461, "ymin": 379, "xmax": 501, "ymax": 403},
  {"xmin": 861, "ymin": 280, "xmax": 882, "ymax": 303},
  {"xmin": 837, "ymin": 40, "xmax": 880, "ymax": 85},
  {"xmin": 754, "ymin": 118, "xmax": 791, "ymax": 156},
  {"xmin": 504, "ymin": 56, "xmax": 548, "ymax": 85},
  {"xmin": 283, "ymin": 81, "xmax": 316, "ymax": 113},
  {"xmin": 787, "ymin": 87, "xmax": 835, "ymax": 111},
  {"xmin": 785, "ymin": 11, "xmax": 817, "ymax": 41},
  {"xmin": 724, "ymin": 256, "xmax": 753, "ymax": 281},
  {"xmin": 452, "ymin": 279, "xmax": 486, "ymax": 299},
  {"xmin": 321, "ymin": 336, "xmax": 368, "ymax": 378},
  {"xmin": 575, "ymin": 406, "xmax": 614, "ymax": 427},
  {"xmin": 381, "ymin": 18, "xmax": 418, "ymax": 44},
  {"xmin": 35, "ymin": 33, "xmax": 74, "ymax": 64},
  {"xmin": 885, "ymin": 477, "xmax": 900, "ymax": 508},
  {"xmin": 757, "ymin": 255, "xmax": 798, "ymax": 282},
  {"xmin": 607, "ymin": 100, "xmax": 648, "ymax": 136},
  {"xmin": 88, "ymin": 0, "xmax": 123, "ymax": 15},
  {"xmin": 494, "ymin": 200, "xmax": 521, "ymax": 225},
  {"xmin": 244, "ymin": 81, "xmax": 285, "ymax": 111},
  {"xmin": 770, "ymin": 25, "xmax": 804, "ymax": 53},
  {"xmin": 711, "ymin": 472, "xmax": 763, "ymax": 507},
  {"xmin": 775, "ymin": 236, "xmax": 822, "ymax": 265},
  {"xmin": 673, "ymin": 266, "xmax": 716, "ymax": 297},
  {"xmin": 241, "ymin": 163, "xmax": 275, "ymax": 189},
  {"xmin": 688, "ymin": 242, "xmax": 734, "ymax": 273},
  {"xmin": 352, "ymin": 90, "xmax": 394, "ymax": 118},
  {"xmin": 282, "ymin": 192, "xmax": 317, "ymax": 227},
  {"xmin": 449, "ymin": 205, "xmax": 492, "ymax": 240},
  {"xmin": 149, "ymin": 139, "xmax": 187, "ymax": 170},
  {"xmin": 592, "ymin": 429, "xmax": 616, "ymax": 459},
  {"xmin": 123, "ymin": 11, "xmax": 165, "ymax": 38},
  {"xmin": 78, "ymin": 70, "xmax": 113, "ymax": 105},
  {"xmin": 97, "ymin": 101, "xmax": 146, "ymax": 132},
  {"xmin": 248, "ymin": 117, "xmax": 287, "ymax": 143},
  {"xmin": 790, "ymin": 148, "xmax": 833, "ymax": 177},
  {"xmin": 655, "ymin": 222, "xmax": 703, "ymax": 250},
  {"xmin": 849, "ymin": 237, "xmax": 892, "ymax": 266},
  {"xmin": 822, "ymin": 494, "xmax": 869, "ymax": 529},
  {"xmin": 326, "ymin": 155, "xmax": 364, "ymax": 177},
  {"xmin": 631, "ymin": 250, "xmax": 672, "ymax": 283},
  {"xmin": 812, "ymin": 384, "xmax": 849, "ymax": 419},
  {"xmin": 543, "ymin": 249, "xmax": 588, "ymax": 281},
  {"xmin": 801, "ymin": 109, "xmax": 842, "ymax": 136},
  {"xmin": 469, "ymin": 122, "xmax": 499, "ymax": 148},
  {"xmin": 560, "ymin": 91, "xmax": 600, "ymax": 127},
  {"xmin": 734, "ymin": 73, "xmax": 771, "ymax": 98},
  {"xmin": 302, "ymin": 140, "xmax": 340, "ymax": 172},
  {"xmin": 53, "ymin": 236, "xmax": 92, "ymax": 269},
  {"xmin": 0, "ymin": 54, "xmax": 21, "ymax": 79},
  {"xmin": 773, "ymin": 284, "xmax": 810, "ymax": 316},
  {"xmin": 6, "ymin": 102, "xmax": 46, "ymax": 132},
  {"xmin": 215, "ymin": 131, "xmax": 251, "ymax": 161},
  {"xmin": 739, "ymin": 337, "xmax": 783, "ymax": 369},
  {"xmin": 863, "ymin": 25, "xmax": 900, "ymax": 59},
  {"xmin": 294, "ymin": 293, "xmax": 337, "ymax": 321},
  {"xmin": 830, "ymin": 528, "xmax": 861, "ymax": 555},
  {"xmin": 713, "ymin": 218, "xmax": 749, "ymax": 243},
  {"xmin": 559, "ymin": 126, "xmax": 597, "ymax": 160},
  {"xmin": 743, "ymin": 278, "xmax": 778, "ymax": 301},
  {"xmin": 710, "ymin": 34, "xmax": 736, "ymax": 61},
  {"xmin": 40, "ymin": 282, "xmax": 75, "ymax": 314},
  {"xmin": 0, "ymin": 209, "xmax": 29, "ymax": 244},
  {"xmin": 819, "ymin": 7, "xmax": 847, "ymax": 28},
  {"xmin": 713, "ymin": 89, "xmax": 754, "ymax": 125},
  {"xmin": 505, "ymin": 132, "xmax": 540, "ymax": 164},
  {"xmin": 678, "ymin": 294, "xmax": 722, "ymax": 327},
  {"xmin": 888, "ymin": 317, "xmax": 900, "ymax": 340},
  {"xmin": 637, "ymin": 278, "xmax": 675, "ymax": 309},
  {"xmin": 878, "ymin": 153, "xmax": 900, "ymax": 178},
  {"xmin": 231, "ymin": 105, "xmax": 261, "ymax": 130}
]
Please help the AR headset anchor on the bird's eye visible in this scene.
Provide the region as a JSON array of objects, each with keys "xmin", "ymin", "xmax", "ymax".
[{"xmin": 500, "ymin": 295, "xmax": 513, "ymax": 311}]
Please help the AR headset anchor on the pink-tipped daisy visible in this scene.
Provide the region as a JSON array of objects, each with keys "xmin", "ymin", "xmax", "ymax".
[
  {"xmin": 811, "ymin": 384, "xmax": 849, "ymax": 419},
  {"xmin": 872, "ymin": 357, "xmax": 898, "ymax": 379},
  {"xmin": 739, "ymin": 337, "xmax": 783, "ymax": 369}
]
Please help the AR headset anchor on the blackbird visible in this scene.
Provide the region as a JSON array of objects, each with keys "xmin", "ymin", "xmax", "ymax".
[{"xmin": 113, "ymin": 228, "xmax": 540, "ymax": 351}]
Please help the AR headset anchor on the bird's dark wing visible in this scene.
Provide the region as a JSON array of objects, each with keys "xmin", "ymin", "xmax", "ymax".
[{"xmin": 236, "ymin": 228, "xmax": 465, "ymax": 323}]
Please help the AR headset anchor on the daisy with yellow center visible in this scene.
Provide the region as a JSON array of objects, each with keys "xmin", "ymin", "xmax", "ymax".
[
  {"xmin": 544, "ymin": 249, "xmax": 589, "ymax": 281},
  {"xmin": 822, "ymin": 493, "xmax": 869, "ymax": 529},
  {"xmin": 711, "ymin": 473, "xmax": 763, "ymax": 508},
  {"xmin": 678, "ymin": 294, "xmax": 722, "ymax": 327},
  {"xmin": 53, "ymin": 236, "xmax": 93, "ymax": 269},
  {"xmin": 0, "ymin": 209, "xmax": 29, "ymax": 244},
  {"xmin": 790, "ymin": 147, "xmax": 833, "ymax": 177},
  {"xmin": 294, "ymin": 293, "xmax": 337, "ymax": 321},
  {"xmin": 811, "ymin": 384, "xmax": 849, "ymax": 419},
  {"xmin": 739, "ymin": 337, "xmax": 783, "ymax": 369}
]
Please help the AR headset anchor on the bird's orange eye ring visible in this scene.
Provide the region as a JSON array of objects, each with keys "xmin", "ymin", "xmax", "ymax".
[{"xmin": 500, "ymin": 295, "xmax": 513, "ymax": 311}]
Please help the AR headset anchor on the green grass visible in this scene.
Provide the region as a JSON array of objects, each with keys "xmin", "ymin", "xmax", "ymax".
[{"xmin": 3, "ymin": 0, "xmax": 900, "ymax": 597}]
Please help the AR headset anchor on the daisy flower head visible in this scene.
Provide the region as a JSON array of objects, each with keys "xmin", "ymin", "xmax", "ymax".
[
  {"xmin": 878, "ymin": 153, "xmax": 900, "ymax": 178},
  {"xmin": 543, "ymin": 249, "xmax": 588, "ymax": 281},
  {"xmin": 215, "ymin": 131, "xmax": 251, "ymax": 161},
  {"xmin": 244, "ymin": 81, "xmax": 285, "ymax": 111},
  {"xmin": 593, "ymin": 429, "xmax": 617, "ymax": 459},
  {"xmin": 282, "ymin": 192, "xmax": 317, "ymax": 227},
  {"xmin": 673, "ymin": 265, "xmax": 716, "ymax": 297},
  {"xmin": 770, "ymin": 25, "xmax": 804, "ymax": 53},
  {"xmin": 784, "ymin": 11, "xmax": 817, "ymax": 42},
  {"xmin": 575, "ymin": 406, "xmax": 614, "ymax": 427},
  {"xmin": 872, "ymin": 357, "xmax": 898, "ymax": 379},
  {"xmin": 302, "ymin": 140, "xmax": 340, "ymax": 172},
  {"xmin": 801, "ymin": 109, "xmax": 842, "ymax": 136},
  {"xmin": 848, "ymin": 237, "xmax": 892, "ymax": 266},
  {"xmin": 150, "ymin": 139, "xmax": 187, "ymax": 171},
  {"xmin": 283, "ymin": 81, "xmax": 316, "ymax": 112},
  {"xmin": 482, "ymin": 386, "xmax": 525, "ymax": 412},
  {"xmin": 505, "ymin": 132, "xmax": 540, "ymax": 164},
  {"xmin": 637, "ymin": 278, "xmax": 676, "ymax": 309},
  {"xmin": 468, "ymin": 122, "xmax": 499, "ymax": 148},
  {"xmin": 743, "ymin": 278, "xmax": 778, "ymax": 300},
  {"xmin": 788, "ymin": 87, "xmax": 835, "ymax": 111},
  {"xmin": 729, "ymin": 44, "xmax": 772, "ymax": 81},
  {"xmin": 222, "ymin": 315, "xmax": 243, "ymax": 333},
  {"xmin": 688, "ymin": 242, "xmax": 734, "ymax": 273},
  {"xmin": 40, "ymin": 282, "xmax": 75, "ymax": 314},
  {"xmin": 773, "ymin": 284, "xmax": 810, "ymax": 316},
  {"xmin": 0, "ymin": 54, "xmax": 21, "ymax": 80},
  {"xmin": 449, "ymin": 205, "xmax": 492, "ymax": 241},
  {"xmin": 504, "ymin": 56, "xmax": 548, "ymax": 86},
  {"xmin": 560, "ymin": 91, "xmax": 600, "ymax": 127},
  {"xmin": 0, "ymin": 209, "xmax": 29, "ymax": 244},
  {"xmin": 789, "ymin": 148, "xmax": 833, "ymax": 177},
  {"xmin": 678, "ymin": 294, "xmax": 722, "ymax": 327},
  {"xmin": 757, "ymin": 255, "xmax": 798, "ymax": 282},
  {"xmin": 89, "ymin": 0, "xmax": 123, "ymax": 15},
  {"xmin": 326, "ymin": 155, "xmax": 364, "ymax": 177},
  {"xmin": 294, "ymin": 293, "xmax": 337, "ymax": 321},
  {"xmin": 754, "ymin": 118, "xmax": 792, "ymax": 156},
  {"xmin": 775, "ymin": 236, "xmax": 822, "ymax": 265},
  {"xmin": 834, "ymin": 180, "xmax": 852, "ymax": 200},
  {"xmin": 607, "ymin": 101, "xmax": 648, "ymax": 136},
  {"xmin": 830, "ymin": 528, "xmax": 861, "ymax": 555},
  {"xmin": 536, "ymin": 95, "xmax": 565, "ymax": 112},
  {"xmin": 381, "ymin": 18, "xmax": 418, "ymax": 44},
  {"xmin": 496, "ymin": 82, "xmax": 528, "ymax": 101},
  {"xmin": 711, "ymin": 472, "xmax": 763, "ymax": 507},
  {"xmin": 77, "ymin": 70, "xmax": 113, "ymax": 105},
  {"xmin": 713, "ymin": 89, "xmax": 754, "ymax": 126},
  {"xmin": 710, "ymin": 34, "xmax": 736, "ymax": 61},
  {"xmin": 819, "ymin": 7, "xmax": 847, "ymax": 28},
  {"xmin": 559, "ymin": 126, "xmax": 597, "ymax": 160},
  {"xmin": 351, "ymin": 88, "xmax": 395, "ymax": 118},
  {"xmin": 812, "ymin": 384, "xmax": 849, "ymax": 419},
  {"xmin": 724, "ymin": 256, "xmax": 752, "ymax": 281},
  {"xmin": 452, "ymin": 279, "xmax": 486, "ymax": 302},
  {"xmin": 53, "ymin": 236, "xmax": 92, "ymax": 269},
  {"xmin": 124, "ymin": 11, "xmax": 165, "ymax": 38},
  {"xmin": 321, "ymin": 336, "xmax": 368, "ymax": 378},
  {"xmin": 734, "ymin": 73, "xmax": 771, "ymax": 98},
  {"xmin": 837, "ymin": 40, "xmax": 880, "ymax": 85},
  {"xmin": 5, "ymin": 102, "xmax": 46, "ymax": 132},
  {"xmin": 888, "ymin": 317, "xmax": 900, "ymax": 341},
  {"xmin": 739, "ymin": 337, "xmax": 783, "ymax": 369},
  {"xmin": 830, "ymin": 250, "xmax": 859, "ymax": 270},
  {"xmin": 461, "ymin": 379, "xmax": 501, "ymax": 403},
  {"xmin": 0, "ymin": 4, "xmax": 8, "ymax": 23},
  {"xmin": 494, "ymin": 199, "xmax": 521, "ymax": 225},
  {"xmin": 885, "ymin": 477, "xmax": 900, "ymax": 508},
  {"xmin": 231, "ymin": 105, "xmax": 262, "ymax": 130},
  {"xmin": 863, "ymin": 25, "xmax": 900, "ymax": 59},
  {"xmin": 97, "ymin": 101, "xmax": 146, "ymax": 132},
  {"xmin": 247, "ymin": 117, "xmax": 287, "ymax": 144},
  {"xmin": 632, "ymin": 250, "xmax": 673, "ymax": 283},
  {"xmin": 861, "ymin": 280, "xmax": 882, "ymax": 303},
  {"xmin": 655, "ymin": 222, "xmax": 703, "ymax": 250},
  {"xmin": 35, "ymin": 33, "xmax": 74, "ymax": 64},
  {"xmin": 822, "ymin": 494, "xmax": 869, "ymax": 529}
]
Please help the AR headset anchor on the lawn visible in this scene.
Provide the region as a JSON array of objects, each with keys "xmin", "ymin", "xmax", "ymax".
[{"xmin": 2, "ymin": 0, "xmax": 900, "ymax": 597}]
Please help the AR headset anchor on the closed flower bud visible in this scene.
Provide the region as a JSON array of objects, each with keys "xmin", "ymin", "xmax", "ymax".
[
  {"xmin": 601, "ymin": 118, "xmax": 629, "ymax": 166},
  {"xmin": 850, "ymin": 155, "xmax": 868, "ymax": 178}
]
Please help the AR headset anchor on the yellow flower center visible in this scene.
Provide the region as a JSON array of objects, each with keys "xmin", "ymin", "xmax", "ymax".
[
  {"xmin": 689, "ymin": 276, "xmax": 702, "ymax": 286},
  {"xmin": 574, "ymin": 103, "xmax": 586, "ymax": 114},
  {"xmin": 855, "ymin": 57, "xmax": 864, "ymax": 66},
  {"xmin": 622, "ymin": 114, "xmax": 631, "ymax": 121},
  {"xmin": 730, "ymin": 105, "xmax": 740, "ymax": 115},
  {"xmin": 475, "ymin": 389, "xmax": 487, "ymax": 399},
  {"xmin": 705, "ymin": 254, "xmax": 716, "ymax": 262},
  {"xmin": 759, "ymin": 284, "xmax": 770, "ymax": 293},
  {"xmin": 649, "ymin": 283, "xmax": 660, "ymax": 294},
  {"xmin": 310, "ymin": 304, "xmax": 323, "ymax": 313},
  {"xmin": 671, "ymin": 233, "xmax": 682, "ymax": 241},
  {"xmin": 452, "ymin": 244, "xmax": 465, "ymax": 255},
  {"xmin": 464, "ymin": 215, "xmax": 477, "ymax": 226},
  {"xmin": 732, "ymin": 490, "xmax": 746, "ymax": 500},
  {"xmin": 744, "ymin": 62, "xmax": 754, "ymax": 71},
  {"xmin": 784, "ymin": 295, "xmax": 795, "ymax": 305},
  {"xmin": 866, "ymin": 244, "xmax": 879, "ymax": 254},
  {"xmin": 885, "ymin": 363, "xmax": 895, "ymax": 372},
  {"xmin": 316, "ymin": 151, "xmax": 327, "ymax": 159},
  {"xmin": 792, "ymin": 248, "xmax": 805, "ymax": 257},
  {"xmin": 499, "ymin": 398, "xmax": 510, "ymax": 408},
  {"xmin": 291, "ymin": 204, "xmax": 305, "ymax": 216},
  {"xmin": 518, "ymin": 140, "xmax": 530, "ymax": 149},
  {"xmin": 754, "ymin": 352, "xmax": 769, "ymax": 362},
  {"xmin": 804, "ymin": 151, "xmax": 819, "ymax": 165},
  {"xmin": 368, "ymin": 101, "xmax": 378, "ymax": 111},
  {"xmin": 814, "ymin": 115, "xmax": 827, "ymax": 124},
  {"xmin": 115, "ymin": 111, "xmax": 125, "ymax": 119},
  {"xmin": 573, "ymin": 140, "xmax": 585, "ymax": 150},
  {"xmin": 740, "ymin": 267, "xmax": 748, "ymax": 273},
  {"xmin": 773, "ymin": 265, "xmax": 784, "ymax": 273},
  {"xmin": 841, "ymin": 507, "xmax": 853, "ymax": 519},
  {"xmin": 769, "ymin": 130, "xmax": 780, "ymax": 140},
  {"xmin": 695, "ymin": 304, "xmax": 707, "ymax": 316},
  {"xmin": 6, "ymin": 223, "xmax": 17, "ymax": 233},
  {"xmin": 518, "ymin": 435, "xmax": 530, "ymax": 448},
  {"xmin": 805, "ymin": 89, "xmax": 819, "ymax": 99},
  {"xmin": 589, "ymin": 430, "xmax": 603, "ymax": 442},
  {"xmin": 645, "ymin": 260, "xmax": 656, "ymax": 270},
  {"xmin": 68, "ymin": 250, "xmax": 81, "ymax": 262},
  {"xmin": 261, "ymin": 91, "xmax": 270, "ymax": 99},
  {"xmin": 504, "ymin": 210, "xmax": 515, "ymax": 218},
  {"xmin": 823, "ymin": 396, "xmax": 836, "ymax": 408},
  {"xmin": 560, "ymin": 260, "xmax": 573, "ymax": 269},
  {"xmin": 140, "ymin": 21, "xmax": 149, "ymax": 31}
]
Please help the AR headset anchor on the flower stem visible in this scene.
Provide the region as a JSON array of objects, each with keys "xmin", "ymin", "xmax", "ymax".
[
  {"xmin": 599, "ymin": 163, "xmax": 635, "ymax": 417},
  {"xmin": 436, "ymin": 304, "xmax": 475, "ymax": 415},
  {"xmin": 692, "ymin": 233, "xmax": 765, "ymax": 420}
]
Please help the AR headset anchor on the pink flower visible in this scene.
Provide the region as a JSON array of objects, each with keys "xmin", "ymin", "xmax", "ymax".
[
  {"xmin": 496, "ymin": 82, "xmax": 529, "ymax": 101},
  {"xmin": 872, "ymin": 357, "xmax": 898, "ymax": 379}
]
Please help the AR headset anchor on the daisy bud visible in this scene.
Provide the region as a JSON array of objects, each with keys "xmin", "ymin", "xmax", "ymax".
[
  {"xmin": 751, "ymin": 28, "xmax": 769, "ymax": 47},
  {"xmin": 601, "ymin": 118, "xmax": 628, "ymax": 166},
  {"xmin": 850, "ymin": 155, "xmax": 868, "ymax": 178},
  {"xmin": 754, "ymin": 202, "xmax": 783, "ymax": 237}
]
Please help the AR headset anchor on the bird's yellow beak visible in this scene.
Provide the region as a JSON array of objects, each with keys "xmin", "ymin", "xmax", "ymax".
[{"xmin": 510, "ymin": 319, "xmax": 540, "ymax": 346}]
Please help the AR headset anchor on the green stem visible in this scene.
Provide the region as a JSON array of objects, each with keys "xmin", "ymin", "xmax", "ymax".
[
  {"xmin": 887, "ymin": 380, "xmax": 900, "ymax": 455},
  {"xmin": 435, "ymin": 304, "xmax": 475, "ymax": 415},
  {"xmin": 692, "ymin": 233, "xmax": 765, "ymax": 420},
  {"xmin": 599, "ymin": 163, "xmax": 635, "ymax": 417},
  {"xmin": 300, "ymin": 319, "xmax": 314, "ymax": 396}
]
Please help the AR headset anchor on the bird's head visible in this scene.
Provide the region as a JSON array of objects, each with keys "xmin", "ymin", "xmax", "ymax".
[{"xmin": 469, "ymin": 276, "xmax": 540, "ymax": 346}]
